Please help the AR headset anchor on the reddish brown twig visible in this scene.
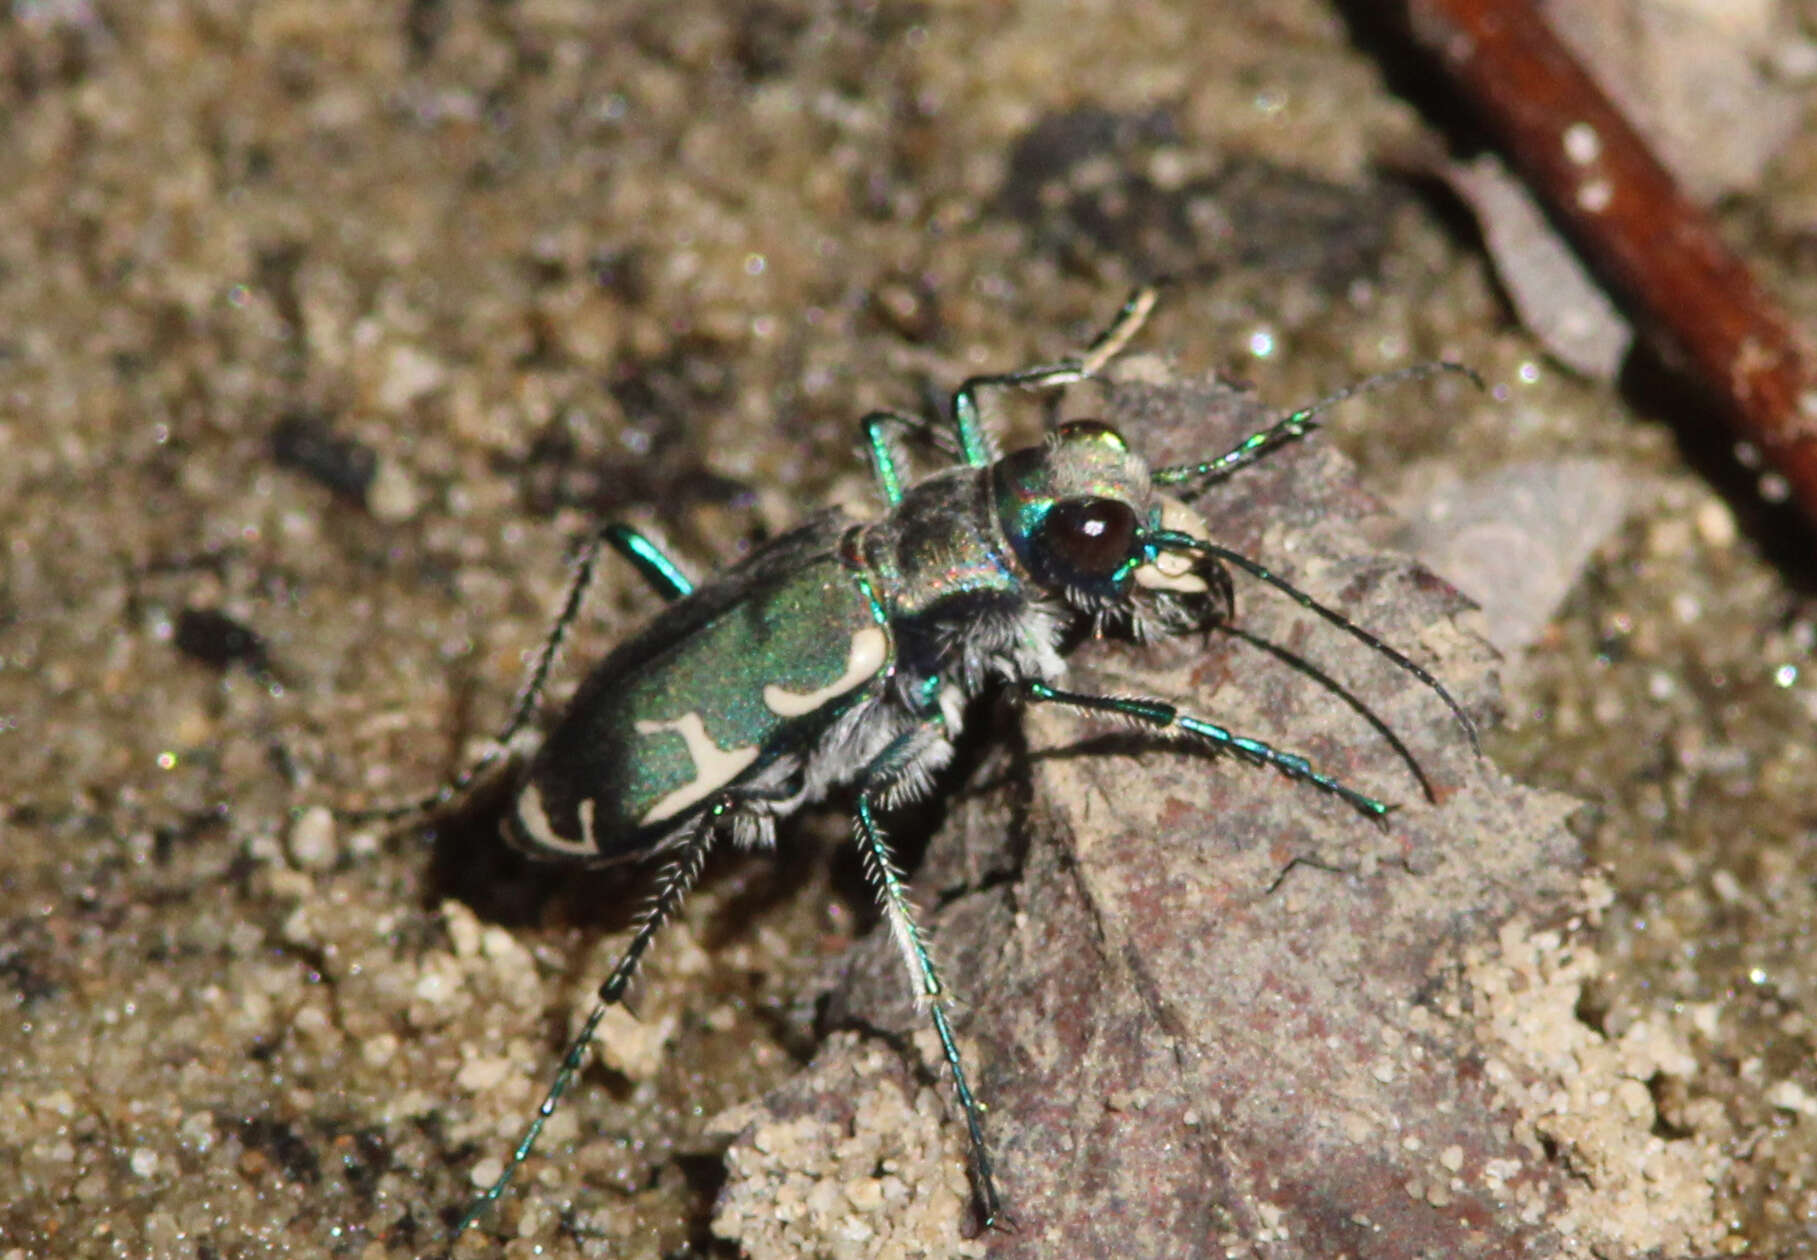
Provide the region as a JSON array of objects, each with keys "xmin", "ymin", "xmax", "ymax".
[{"xmin": 1400, "ymin": 0, "xmax": 1817, "ymax": 528}]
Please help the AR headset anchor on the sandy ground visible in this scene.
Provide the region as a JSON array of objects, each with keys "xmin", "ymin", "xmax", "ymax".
[{"xmin": 4, "ymin": 2, "xmax": 1817, "ymax": 1257}]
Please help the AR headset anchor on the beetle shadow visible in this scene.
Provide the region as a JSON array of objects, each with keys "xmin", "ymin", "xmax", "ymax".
[
  {"xmin": 412, "ymin": 772, "xmax": 632, "ymax": 932},
  {"xmin": 414, "ymin": 765, "xmax": 861, "ymax": 996}
]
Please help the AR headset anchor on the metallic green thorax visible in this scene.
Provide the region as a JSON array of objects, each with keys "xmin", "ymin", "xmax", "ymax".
[{"xmin": 855, "ymin": 466, "xmax": 1021, "ymax": 619}]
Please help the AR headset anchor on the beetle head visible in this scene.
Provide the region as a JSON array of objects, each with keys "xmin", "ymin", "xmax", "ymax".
[{"xmin": 992, "ymin": 420, "xmax": 1230, "ymax": 631}]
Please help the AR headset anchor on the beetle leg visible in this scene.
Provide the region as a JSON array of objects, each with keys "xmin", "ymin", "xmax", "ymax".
[
  {"xmin": 948, "ymin": 286, "xmax": 1157, "ymax": 467},
  {"xmin": 1153, "ymin": 361, "xmax": 1479, "ymax": 489},
  {"xmin": 472, "ymin": 516, "xmax": 672, "ymax": 760},
  {"xmin": 454, "ymin": 786, "xmax": 786, "ymax": 1235},
  {"xmin": 1020, "ymin": 679, "xmax": 1395, "ymax": 823},
  {"xmin": 337, "ymin": 521, "xmax": 676, "ymax": 827},
  {"xmin": 601, "ymin": 522, "xmax": 694, "ymax": 601},
  {"xmin": 495, "ymin": 520, "xmax": 700, "ymax": 769},
  {"xmin": 1151, "ymin": 407, "xmax": 1325, "ymax": 487},
  {"xmin": 513, "ymin": 521, "xmax": 695, "ymax": 754},
  {"xmin": 859, "ymin": 410, "xmax": 921, "ymax": 507},
  {"xmin": 851, "ymin": 722, "xmax": 1004, "ymax": 1230}
]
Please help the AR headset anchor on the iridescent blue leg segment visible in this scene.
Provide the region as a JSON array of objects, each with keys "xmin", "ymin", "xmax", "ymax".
[
  {"xmin": 1151, "ymin": 408, "xmax": 1324, "ymax": 487},
  {"xmin": 860, "ymin": 410, "xmax": 921, "ymax": 506},
  {"xmin": 1153, "ymin": 362, "xmax": 1482, "ymax": 488},
  {"xmin": 1021, "ymin": 680, "xmax": 1392, "ymax": 822},
  {"xmin": 602, "ymin": 522, "xmax": 693, "ymax": 601},
  {"xmin": 852, "ymin": 726, "xmax": 1004, "ymax": 1228},
  {"xmin": 1221, "ymin": 623, "xmax": 1438, "ymax": 804},
  {"xmin": 505, "ymin": 524, "xmax": 692, "ymax": 762}
]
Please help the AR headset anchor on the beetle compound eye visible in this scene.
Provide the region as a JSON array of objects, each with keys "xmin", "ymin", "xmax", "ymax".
[{"xmin": 1042, "ymin": 497, "xmax": 1138, "ymax": 581}]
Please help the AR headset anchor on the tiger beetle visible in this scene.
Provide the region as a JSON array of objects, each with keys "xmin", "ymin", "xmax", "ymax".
[{"xmin": 345, "ymin": 287, "xmax": 1481, "ymax": 1238}]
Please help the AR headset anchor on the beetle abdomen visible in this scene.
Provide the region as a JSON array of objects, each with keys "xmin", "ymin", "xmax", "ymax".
[{"xmin": 508, "ymin": 545, "xmax": 892, "ymax": 862}]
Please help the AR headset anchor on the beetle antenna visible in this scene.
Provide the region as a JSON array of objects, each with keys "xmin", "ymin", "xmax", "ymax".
[{"xmin": 1142, "ymin": 529, "xmax": 1481, "ymax": 756}]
